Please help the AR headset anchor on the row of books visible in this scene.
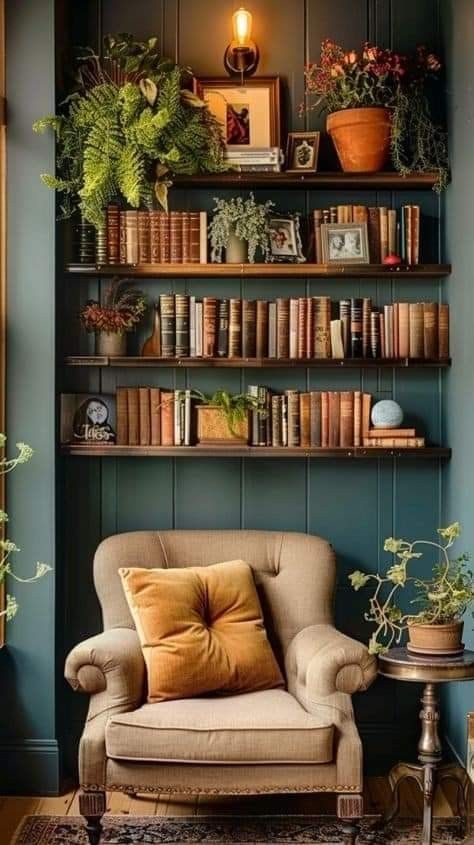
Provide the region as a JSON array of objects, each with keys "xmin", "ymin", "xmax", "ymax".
[
  {"xmin": 105, "ymin": 207, "xmax": 208, "ymax": 265},
  {"xmin": 149, "ymin": 294, "xmax": 449, "ymax": 360},
  {"xmin": 313, "ymin": 204, "xmax": 421, "ymax": 264}
]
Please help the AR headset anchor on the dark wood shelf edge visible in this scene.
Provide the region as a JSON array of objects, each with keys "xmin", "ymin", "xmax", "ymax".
[
  {"xmin": 64, "ymin": 356, "xmax": 452, "ymax": 369},
  {"xmin": 172, "ymin": 171, "xmax": 446, "ymax": 190},
  {"xmin": 64, "ymin": 262, "xmax": 451, "ymax": 279},
  {"xmin": 60, "ymin": 445, "xmax": 451, "ymax": 459}
]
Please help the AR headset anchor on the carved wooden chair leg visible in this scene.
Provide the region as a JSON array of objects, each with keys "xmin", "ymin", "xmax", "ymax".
[
  {"xmin": 79, "ymin": 790, "xmax": 106, "ymax": 845},
  {"xmin": 337, "ymin": 793, "xmax": 364, "ymax": 845}
]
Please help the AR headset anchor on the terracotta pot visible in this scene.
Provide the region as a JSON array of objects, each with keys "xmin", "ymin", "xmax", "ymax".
[
  {"xmin": 225, "ymin": 232, "xmax": 248, "ymax": 264},
  {"xmin": 197, "ymin": 406, "xmax": 249, "ymax": 445},
  {"xmin": 96, "ymin": 331, "xmax": 127, "ymax": 357},
  {"xmin": 326, "ymin": 107, "xmax": 392, "ymax": 173},
  {"xmin": 407, "ymin": 620, "xmax": 464, "ymax": 655}
]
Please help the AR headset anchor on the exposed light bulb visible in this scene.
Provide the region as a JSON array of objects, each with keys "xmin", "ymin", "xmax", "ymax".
[{"xmin": 232, "ymin": 7, "xmax": 252, "ymax": 46}]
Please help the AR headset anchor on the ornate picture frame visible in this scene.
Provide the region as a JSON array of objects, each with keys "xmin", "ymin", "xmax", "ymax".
[
  {"xmin": 285, "ymin": 131, "xmax": 320, "ymax": 173},
  {"xmin": 321, "ymin": 222, "xmax": 370, "ymax": 265},
  {"xmin": 268, "ymin": 214, "xmax": 306, "ymax": 264}
]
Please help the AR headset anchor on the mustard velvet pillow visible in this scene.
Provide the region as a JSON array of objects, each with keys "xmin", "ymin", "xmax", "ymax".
[{"xmin": 119, "ymin": 559, "xmax": 284, "ymax": 703}]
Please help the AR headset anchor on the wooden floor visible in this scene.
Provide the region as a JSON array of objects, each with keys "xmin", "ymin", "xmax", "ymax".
[{"xmin": 0, "ymin": 776, "xmax": 466, "ymax": 844}]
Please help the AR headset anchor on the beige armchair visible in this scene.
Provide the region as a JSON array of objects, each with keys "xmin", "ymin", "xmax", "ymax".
[{"xmin": 65, "ymin": 530, "xmax": 377, "ymax": 845}]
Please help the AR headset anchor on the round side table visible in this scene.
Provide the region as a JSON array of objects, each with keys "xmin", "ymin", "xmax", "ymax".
[{"xmin": 377, "ymin": 647, "xmax": 474, "ymax": 845}]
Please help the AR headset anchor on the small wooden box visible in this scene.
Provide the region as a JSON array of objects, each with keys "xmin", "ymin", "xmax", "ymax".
[{"xmin": 196, "ymin": 405, "xmax": 249, "ymax": 445}]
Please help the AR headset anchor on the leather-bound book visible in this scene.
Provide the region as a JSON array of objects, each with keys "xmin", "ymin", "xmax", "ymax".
[
  {"xmin": 299, "ymin": 393, "xmax": 311, "ymax": 447},
  {"xmin": 365, "ymin": 436, "xmax": 425, "ymax": 448},
  {"xmin": 160, "ymin": 391, "xmax": 174, "ymax": 446},
  {"xmin": 174, "ymin": 389, "xmax": 183, "ymax": 445},
  {"xmin": 367, "ymin": 207, "xmax": 380, "ymax": 263},
  {"xmin": 228, "ymin": 299, "xmax": 242, "ymax": 357},
  {"xmin": 242, "ymin": 299, "xmax": 257, "ymax": 358},
  {"xmin": 409, "ymin": 302, "xmax": 424, "ymax": 358},
  {"xmin": 217, "ymin": 299, "xmax": 229, "ymax": 358},
  {"xmin": 268, "ymin": 302, "xmax": 277, "ymax": 358},
  {"xmin": 248, "ymin": 385, "xmax": 259, "ymax": 445},
  {"xmin": 289, "ymin": 298, "xmax": 298, "ymax": 359},
  {"xmin": 330, "ymin": 319, "xmax": 344, "ymax": 358},
  {"xmin": 305, "ymin": 297, "xmax": 313, "ymax": 358},
  {"xmin": 276, "ymin": 298, "xmax": 290, "ymax": 359},
  {"xmin": 423, "ymin": 302, "xmax": 438, "ymax": 359},
  {"xmin": 379, "ymin": 312, "xmax": 385, "ymax": 358},
  {"xmin": 271, "ymin": 395, "xmax": 283, "ymax": 447},
  {"xmin": 189, "ymin": 212, "xmax": 201, "ymax": 263},
  {"xmin": 286, "ymin": 390, "xmax": 300, "ymax": 447},
  {"xmin": 340, "ymin": 391, "xmax": 354, "ymax": 447},
  {"xmin": 141, "ymin": 303, "xmax": 161, "ymax": 357},
  {"xmin": 202, "ymin": 296, "xmax": 218, "ymax": 357},
  {"xmin": 127, "ymin": 388, "xmax": 140, "ymax": 446},
  {"xmin": 384, "ymin": 305, "xmax": 393, "ymax": 358},
  {"xmin": 150, "ymin": 210, "xmax": 161, "ymax": 263},
  {"xmin": 181, "ymin": 212, "xmax": 191, "ymax": 263},
  {"xmin": 339, "ymin": 299, "xmax": 350, "ymax": 357},
  {"xmin": 411, "ymin": 205, "xmax": 420, "ymax": 264},
  {"xmin": 321, "ymin": 392, "xmax": 329, "ymax": 448},
  {"xmin": 297, "ymin": 298, "xmax": 306, "ymax": 359},
  {"xmin": 379, "ymin": 207, "xmax": 388, "ymax": 262},
  {"xmin": 310, "ymin": 391, "xmax": 322, "ymax": 446},
  {"xmin": 398, "ymin": 302, "xmax": 409, "ymax": 358},
  {"xmin": 150, "ymin": 387, "xmax": 161, "ymax": 446},
  {"xmin": 362, "ymin": 297, "xmax": 372, "ymax": 358},
  {"xmin": 281, "ymin": 394, "xmax": 288, "ymax": 446},
  {"xmin": 368, "ymin": 427, "xmax": 416, "ymax": 438},
  {"xmin": 393, "ymin": 302, "xmax": 399, "ymax": 358},
  {"xmin": 139, "ymin": 387, "xmax": 151, "ymax": 446},
  {"xmin": 353, "ymin": 390, "xmax": 362, "ymax": 446},
  {"xmin": 257, "ymin": 386, "xmax": 268, "ymax": 446},
  {"xmin": 388, "ymin": 209, "xmax": 397, "ymax": 255},
  {"xmin": 124, "ymin": 210, "xmax": 139, "ymax": 265},
  {"xmin": 404, "ymin": 205, "xmax": 413, "ymax": 264},
  {"xmin": 350, "ymin": 298, "xmax": 363, "ymax": 358},
  {"xmin": 106, "ymin": 204, "xmax": 120, "ymax": 264},
  {"xmin": 175, "ymin": 294, "xmax": 190, "ymax": 357},
  {"xmin": 370, "ymin": 311, "xmax": 380, "ymax": 358},
  {"xmin": 116, "ymin": 387, "xmax": 128, "ymax": 445},
  {"xmin": 256, "ymin": 300, "xmax": 269, "ymax": 358},
  {"xmin": 362, "ymin": 393, "xmax": 372, "ymax": 438},
  {"xmin": 138, "ymin": 210, "xmax": 151, "ymax": 264},
  {"xmin": 169, "ymin": 211, "xmax": 183, "ymax": 263},
  {"xmin": 353, "ymin": 205, "xmax": 368, "ymax": 224},
  {"xmin": 313, "ymin": 209, "xmax": 323, "ymax": 263},
  {"xmin": 119, "ymin": 209, "xmax": 127, "ymax": 264},
  {"xmin": 439, "ymin": 304, "xmax": 449, "ymax": 359},
  {"xmin": 195, "ymin": 301, "xmax": 203, "ymax": 357},
  {"xmin": 328, "ymin": 392, "xmax": 340, "ymax": 448},
  {"xmin": 159, "ymin": 293, "xmax": 176, "ymax": 358},
  {"xmin": 199, "ymin": 211, "xmax": 208, "ymax": 263},
  {"xmin": 189, "ymin": 296, "xmax": 196, "ymax": 358},
  {"xmin": 159, "ymin": 212, "xmax": 170, "ymax": 263},
  {"xmin": 329, "ymin": 206, "xmax": 337, "ymax": 222},
  {"xmin": 313, "ymin": 296, "xmax": 331, "ymax": 358}
]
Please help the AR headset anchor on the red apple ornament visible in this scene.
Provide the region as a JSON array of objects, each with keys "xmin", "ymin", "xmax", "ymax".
[{"xmin": 383, "ymin": 254, "xmax": 402, "ymax": 265}]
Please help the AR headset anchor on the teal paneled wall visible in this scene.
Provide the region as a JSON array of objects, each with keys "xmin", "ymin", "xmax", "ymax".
[{"xmin": 441, "ymin": 0, "xmax": 474, "ymax": 765}]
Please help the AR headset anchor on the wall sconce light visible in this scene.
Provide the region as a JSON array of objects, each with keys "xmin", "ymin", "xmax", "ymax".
[{"xmin": 224, "ymin": 7, "xmax": 259, "ymax": 77}]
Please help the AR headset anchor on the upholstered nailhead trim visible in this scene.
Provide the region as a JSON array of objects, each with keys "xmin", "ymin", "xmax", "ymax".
[{"xmin": 82, "ymin": 782, "xmax": 361, "ymax": 795}]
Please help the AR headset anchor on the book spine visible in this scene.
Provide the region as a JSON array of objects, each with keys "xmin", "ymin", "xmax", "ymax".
[
  {"xmin": 116, "ymin": 387, "xmax": 128, "ymax": 445},
  {"xmin": 174, "ymin": 390, "xmax": 182, "ymax": 446},
  {"xmin": 159, "ymin": 293, "xmax": 176, "ymax": 358},
  {"xmin": 379, "ymin": 313, "xmax": 385, "ymax": 358},
  {"xmin": 340, "ymin": 391, "xmax": 354, "ymax": 447},
  {"xmin": 367, "ymin": 207, "xmax": 380, "ymax": 264},
  {"xmin": 181, "ymin": 212, "xmax": 191, "ymax": 264},
  {"xmin": 248, "ymin": 385, "xmax": 259, "ymax": 446},
  {"xmin": 398, "ymin": 302, "xmax": 409, "ymax": 358},
  {"xmin": 149, "ymin": 211, "xmax": 161, "ymax": 263},
  {"xmin": 271, "ymin": 395, "xmax": 282, "ymax": 447},
  {"xmin": 305, "ymin": 297, "xmax": 313, "ymax": 358},
  {"xmin": 161, "ymin": 392, "xmax": 174, "ymax": 445},
  {"xmin": 106, "ymin": 204, "xmax": 120, "ymax": 264},
  {"xmin": 268, "ymin": 302, "xmax": 277, "ymax": 358},
  {"xmin": 313, "ymin": 296, "xmax": 331, "ymax": 358},
  {"xmin": 189, "ymin": 212, "xmax": 201, "ymax": 263},
  {"xmin": 364, "ymin": 437, "xmax": 425, "ymax": 448},
  {"xmin": 313, "ymin": 210, "xmax": 323, "ymax": 263},
  {"xmin": 368, "ymin": 428, "xmax": 416, "ymax": 438},
  {"xmin": 137, "ymin": 210, "xmax": 151, "ymax": 264},
  {"xmin": 409, "ymin": 302, "xmax": 424, "ymax": 358},
  {"xmin": 276, "ymin": 298, "xmax": 290, "ymax": 359},
  {"xmin": 379, "ymin": 207, "xmax": 388, "ymax": 262},
  {"xmin": 202, "ymin": 296, "xmax": 218, "ymax": 357},
  {"xmin": 330, "ymin": 319, "xmax": 345, "ymax": 358},
  {"xmin": 353, "ymin": 390, "xmax": 362, "ymax": 447},
  {"xmin": 423, "ymin": 302, "xmax": 438, "ymax": 359},
  {"xmin": 119, "ymin": 209, "xmax": 127, "ymax": 264},
  {"xmin": 281, "ymin": 395, "xmax": 288, "ymax": 446},
  {"xmin": 310, "ymin": 391, "xmax": 322, "ymax": 446},
  {"xmin": 159, "ymin": 212, "xmax": 170, "ymax": 263},
  {"xmin": 411, "ymin": 205, "xmax": 420, "ymax": 265},
  {"xmin": 184, "ymin": 390, "xmax": 191, "ymax": 446},
  {"xmin": 195, "ymin": 302, "xmax": 203, "ymax": 357},
  {"xmin": 139, "ymin": 387, "xmax": 151, "ymax": 446},
  {"xmin": 256, "ymin": 300, "xmax": 269, "ymax": 358},
  {"xmin": 350, "ymin": 298, "xmax": 363, "ymax": 358},
  {"xmin": 175, "ymin": 294, "xmax": 190, "ymax": 357},
  {"xmin": 299, "ymin": 393, "xmax": 311, "ymax": 447},
  {"xmin": 289, "ymin": 298, "xmax": 298, "ymax": 359},
  {"xmin": 339, "ymin": 299, "xmax": 350, "ymax": 357},
  {"xmin": 362, "ymin": 297, "xmax": 372, "ymax": 358},
  {"xmin": 321, "ymin": 392, "xmax": 329, "ymax": 448},
  {"xmin": 286, "ymin": 390, "xmax": 300, "ymax": 447},
  {"xmin": 217, "ymin": 299, "xmax": 229, "ymax": 358},
  {"xmin": 388, "ymin": 209, "xmax": 397, "ymax": 255},
  {"xmin": 127, "ymin": 387, "xmax": 140, "ymax": 446},
  {"xmin": 124, "ymin": 210, "xmax": 139, "ymax": 265},
  {"xmin": 189, "ymin": 296, "xmax": 196, "ymax": 358},
  {"xmin": 169, "ymin": 211, "xmax": 183, "ymax": 264},
  {"xmin": 150, "ymin": 388, "xmax": 161, "ymax": 446},
  {"xmin": 297, "ymin": 298, "xmax": 307, "ymax": 359},
  {"xmin": 199, "ymin": 211, "xmax": 208, "ymax": 263},
  {"xmin": 405, "ymin": 205, "xmax": 413, "ymax": 264},
  {"xmin": 362, "ymin": 393, "xmax": 372, "ymax": 438},
  {"xmin": 370, "ymin": 311, "xmax": 379, "ymax": 359},
  {"xmin": 242, "ymin": 299, "xmax": 257, "ymax": 358},
  {"xmin": 257, "ymin": 386, "xmax": 268, "ymax": 446},
  {"xmin": 328, "ymin": 392, "xmax": 340, "ymax": 448},
  {"xmin": 438, "ymin": 304, "xmax": 449, "ymax": 359},
  {"xmin": 228, "ymin": 298, "xmax": 242, "ymax": 357},
  {"xmin": 393, "ymin": 302, "xmax": 399, "ymax": 358}
]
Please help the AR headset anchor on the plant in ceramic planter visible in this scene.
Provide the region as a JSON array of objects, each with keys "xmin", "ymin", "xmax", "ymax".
[
  {"xmin": 80, "ymin": 277, "xmax": 146, "ymax": 356},
  {"xmin": 302, "ymin": 39, "xmax": 448, "ymax": 187},
  {"xmin": 209, "ymin": 194, "xmax": 275, "ymax": 263},
  {"xmin": 33, "ymin": 33, "xmax": 227, "ymax": 227},
  {"xmin": 0, "ymin": 436, "xmax": 52, "ymax": 621},
  {"xmin": 349, "ymin": 522, "xmax": 473, "ymax": 655},
  {"xmin": 192, "ymin": 389, "xmax": 263, "ymax": 444}
]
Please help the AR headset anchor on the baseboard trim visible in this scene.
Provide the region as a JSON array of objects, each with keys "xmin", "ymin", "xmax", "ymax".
[{"xmin": 0, "ymin": 738, "xmax": 60, "ymax": 794}]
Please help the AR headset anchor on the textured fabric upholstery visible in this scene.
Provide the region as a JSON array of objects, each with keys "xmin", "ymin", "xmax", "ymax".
[
  {"xmin": 119, "ymin": 560, "xmax": 283, "ymax": 702},
  {"xmin": 105, "ymin": 690, "xmax": 334, "ymax": 764},
  {"xmin": 66, "ymin": 529, "xmax": 376, "ymax": 795}
]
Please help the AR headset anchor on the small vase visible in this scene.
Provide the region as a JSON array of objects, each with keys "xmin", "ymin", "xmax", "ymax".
[
  {"xmin": 407, "ymin": 620, "xmax": 464, "ymax": 655},
  {"xmin": 326, "ymin": 106, "xmax": 392, "ymax": 173},
  {"xmin": 225, "ymin": 232, "xmax": 248, "ymax": 264},
  {"xmin": 96, "ymin": 331, "xmax": 127, "ymax": 357}
]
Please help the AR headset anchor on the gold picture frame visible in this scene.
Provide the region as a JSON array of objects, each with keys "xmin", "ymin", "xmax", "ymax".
[
  {"xmin": 321, "ymin": 222, "xmax": 370, "ymax": 265},
  {"xmin": 193, "ymin": 76, "xmax": 281, "ymax": 150}
]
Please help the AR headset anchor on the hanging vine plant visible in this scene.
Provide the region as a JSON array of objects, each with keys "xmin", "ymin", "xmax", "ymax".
[{"xmin": 33, "ymin": 34, "xmax": 227, "ymax": 227}]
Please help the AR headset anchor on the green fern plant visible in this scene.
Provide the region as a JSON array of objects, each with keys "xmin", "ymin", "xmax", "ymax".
[{"xmin": 33, "ymin": 34, "xmax": 227, "ymax": 227}]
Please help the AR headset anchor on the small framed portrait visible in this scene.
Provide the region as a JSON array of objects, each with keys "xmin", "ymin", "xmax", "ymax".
[
  {"xmin": 193, "ymin": 76, "xmax": 281, "ymax": 150},
  {"xmin": 60, "ymin": 393, "xmax": 116, "ymax": 444},
  {"xmin": 285, "ymin": 131, "xmax": 320, "ymax": 173},
  {"xmin": 321, "ymin": 222, "xmax": 370, "ymax": 265},
  {"xmin": 268, "ymin": 214, "xmax": 306, "ymax": 264}
]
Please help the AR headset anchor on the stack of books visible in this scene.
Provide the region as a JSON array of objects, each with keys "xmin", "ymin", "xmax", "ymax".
[
  {"xmin": 143, "ymin": 295, "xmax": 449, "ymax": 360},
  {"xmin": 105, "ymin": 205, "xmax": 208, "ymax": 265},
  {"xmin": 313, "ymin": 204, "xmax": 421, "ymax": 264},
  {"xmin": 116, "ymin": 387, "xmax": 193, "ymax": 447}
]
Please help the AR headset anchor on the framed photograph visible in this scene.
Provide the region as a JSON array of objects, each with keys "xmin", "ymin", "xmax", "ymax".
[
  {"xmin": 285, "ymin": 131, "xmax": 320, "ymax": 173},
  {"xmin": 60, "ymin": 393, "xmax": 116, "ymax": 445},
  {"xmin": 321, "ymin": 222, "xmax": 370, "ymax": 265},
  {"xmin": 193, "ymin": 76, "xmax": 281, "ymax": 150},
  {"xmin": 268, "ymin": 214, "xmax": 306, "ymax": 264}
]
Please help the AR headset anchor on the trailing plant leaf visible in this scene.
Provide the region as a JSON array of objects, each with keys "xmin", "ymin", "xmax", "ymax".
[{"xmin": 210, "ymin": 194, "xmax": 275, "ymax": 263}]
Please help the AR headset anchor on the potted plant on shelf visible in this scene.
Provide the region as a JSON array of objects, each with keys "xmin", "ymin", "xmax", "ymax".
[
  {"xmin": 193, "ymin": 390, "xmax": 262, "ymax": 445},
  {"xmin": 209, "ymin": 194, "xmax": 274, "ymax": 263},
  {"xmin": 80, "ymin": 278, "xmax": 146, "ymax": 356},
  {"xmin": 349, "ymin": 522, "xmax": 473, "ymax": 655},
  {"xmin": 0, "ymin": 436, "xmax": 51, "ymax": 622},
  {"xmin": 33, "ymin": 33, "xmax": 227, "ymax": 227},
  {"xmin": 303, "ymin": 40, "xmax": 448, "ymax": 186}
]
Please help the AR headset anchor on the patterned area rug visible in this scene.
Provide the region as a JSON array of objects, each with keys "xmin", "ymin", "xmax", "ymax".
[{"xmin": 12, "ymin": 814, "xmax": 467, "ymax": 844}]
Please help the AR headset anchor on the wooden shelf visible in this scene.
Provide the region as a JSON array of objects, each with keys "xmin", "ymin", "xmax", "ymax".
[
  {"xmin": 61, "ymin": 444, "xmax": 451, "ymax": 459},
  {"xmin": 173, "ymin": 171, "xmax": 444, "ymax": 190},
  {"xmin": 65, "ymin": 262, "xmax": 451, "ymax": 279},
  {"xmin": 65, "ymin": 355, "xmax": 451, "ymax": 369}
]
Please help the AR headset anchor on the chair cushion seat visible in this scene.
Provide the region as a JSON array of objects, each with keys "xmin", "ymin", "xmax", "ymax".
[{"xmin": 105, "ymin": 689, "xmax": 335, "ymax": 765}]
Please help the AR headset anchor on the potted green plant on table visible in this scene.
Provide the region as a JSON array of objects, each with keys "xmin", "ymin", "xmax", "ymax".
[
  {"xmin": 192, "ymin": 390, "xmax": 262, "ymax": 445},
  {"xmin": 80, "ymin": 277, "xmax": 146, "ymax": 356},
  {"xmin": 303, "ymin": 40, "xmax": 448, "ymax": 187},
  {"xmin": 33, "ymin": 33, "xmax": 227, "ymax": 226},
  {"xmin": 0, "ymin": 436, "xmax": 51, "ymax": 622},
  {"xmin": 349, "ymin": 522, "xmax": 473, "ymax": 655},
  {"xmin": 209, "ymin": 194, "xmax": 275, "ymax": 263}
]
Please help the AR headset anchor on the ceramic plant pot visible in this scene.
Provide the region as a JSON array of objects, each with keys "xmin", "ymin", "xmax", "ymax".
[
  {"xmin": 197, "ymin": 406, "xmax": 249, "ymax": 445},
  {"xmin": 96, "ymin": 331, "xmax": 127, "ymax": 357},
  {"xmin": 326, "ymin": 106, "xmax": 392, "ymax": 173},
  {"xmin": 407, "ymin": 620, "xmax": 464, "ymax": 656},
  {"xmin": 225, "ymin": 232, "xmax": 248, "ymax": 264}
]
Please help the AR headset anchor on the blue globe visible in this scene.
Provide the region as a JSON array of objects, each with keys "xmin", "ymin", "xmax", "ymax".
[{"xmin": 371, "ymin": 400, "xmax": 404, "ymax": 429}]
